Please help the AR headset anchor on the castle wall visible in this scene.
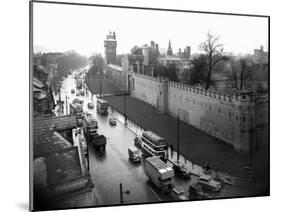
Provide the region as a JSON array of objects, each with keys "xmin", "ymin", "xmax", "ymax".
[
  {"xmin": 131, "ymin": 74, "xmax": 162, "ymax": 108},
  {"xmin": 104, "ymin": 65, "xmax": 127, "ymax": 91},
  {"xmin": 131, "ymin": 74, "xmax": 268, "ymax": 152}
]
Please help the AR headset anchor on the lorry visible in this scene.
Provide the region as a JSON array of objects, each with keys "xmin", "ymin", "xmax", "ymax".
[
  {"xmin": 69, "ymin": 102, "xmax": 84, "ymax": 126},
  {"xmin": 83, "ymin": 113, "xmax": 98, "ymax": 142},
  {"xmin": 144, "ymin": 156, "xmax": 175, "ymax": 193},
  {"xmin": 92, "ymin": 135, "xmax": 107, "ymax": 151},
  {"xmin": 128, "ymin": 147, "xmax": 141, "ymax": 163}
]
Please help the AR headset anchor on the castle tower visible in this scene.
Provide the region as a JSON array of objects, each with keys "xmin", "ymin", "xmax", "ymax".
[
  {"xmin": 104, "ymin": 31, "xmax": 117, "ymax": 65},
  {"xmin": 167, "ymin": 40, "xmax": 173, "ymax": 56}
]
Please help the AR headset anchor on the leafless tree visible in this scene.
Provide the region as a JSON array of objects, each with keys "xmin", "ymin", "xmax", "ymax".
[{"xmin": 199, "ymin": 31, "xmax": 229, "ymax": 89}]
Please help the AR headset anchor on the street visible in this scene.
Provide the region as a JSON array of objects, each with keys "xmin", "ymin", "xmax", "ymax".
[
  {"xmin": 55, "ymin": 66, "xmax": 267, "ymax": 206},
  {"xmin": 56, "ymin": 67, "xmax": 177, "ymax": 205}
]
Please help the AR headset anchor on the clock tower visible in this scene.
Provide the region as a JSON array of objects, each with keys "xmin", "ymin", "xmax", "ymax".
[{"xmin": 104, "ymin": 31, "xmax": 117, "ymax": 65}]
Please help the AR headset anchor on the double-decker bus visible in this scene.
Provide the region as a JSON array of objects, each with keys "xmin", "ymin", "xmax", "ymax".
[
  {"xmin": 96, "ymin": 98, "xmax": 109, "ymax": 115},
  {"xmin": 141, "ymin": 131, "xmax": 168, "ymax": 160}
]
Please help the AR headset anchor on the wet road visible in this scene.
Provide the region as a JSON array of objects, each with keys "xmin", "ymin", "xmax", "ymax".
[
  {"xmin": 56, "ymin": 67, "xmax": 176, "ymax": 206},
  {"xmin": 55, "ymin": 67, "xmax": 266, "ymax": 205}
]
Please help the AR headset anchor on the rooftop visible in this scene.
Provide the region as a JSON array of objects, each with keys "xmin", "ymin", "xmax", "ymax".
[
  {"xmin": 44, "ymin": 146, "xmax": 82, "ymax": 185},
  {"xmin": 143, "ymin": 130, "xmax": 165, "ymax": 141},
  {"xmin": 33, "ymin": 115, "xmax": 77, "ymax": 158},
  {"xmin": 146, "ymin": 156, "xmax": 169, "ymax": 170},
  {"xmin": 33, "ymin": 77, "xmax": 44, "ymax": 89}
]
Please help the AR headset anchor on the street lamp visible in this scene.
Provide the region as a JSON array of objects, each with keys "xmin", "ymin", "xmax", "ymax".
[
  {"xmin": 119, "ymin": 183, "xmax": 130, "ymax": 204},
  {"xmin": 124, "ymin": 93, "xmax": 127, "ymax": 125},
  {"xmin": 177, "ymin": 111, "xmax": 180, "ymax": 164}
]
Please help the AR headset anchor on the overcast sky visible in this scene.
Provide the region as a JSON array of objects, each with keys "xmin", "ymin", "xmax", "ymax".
[{"xmin": 33, "ymin": 2, "xmax": 268, "ymax": 57}]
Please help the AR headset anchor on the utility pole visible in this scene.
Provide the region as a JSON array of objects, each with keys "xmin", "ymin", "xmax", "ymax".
[
  {"xmin": 59, "ymin": 86, "xmax": 62, "ymax": 115},
  {"xmin": 99, "ymin": 77, "xmax": 103, "ymax": 98},
  {"xmin": 120, "ymin": 183, "xmax": 123, "ymax": 204},
  {"xmin": 124, "ymin": 93, "xmax": 127, "ymax": 124},
  {"xmin": 119, "ymin": 183, "xmax": 130, "ymax": 204},
  {"xmin": 65, "ymin": 95, "xmax": 68, "ymax": 115},
  {"xmin": 87, "ymin": 139, "xmax": 90, "ymax": 171},
  {"xmin": 177, "ymin": 113, "xmax": 180, "ymax": 164}
]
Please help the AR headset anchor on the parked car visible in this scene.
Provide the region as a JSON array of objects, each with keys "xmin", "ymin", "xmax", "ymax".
[
  {"xmin": 172, "ymin": 164, "xmax": 191, "ymax": 179},
  {"xmin": 109, "ymin": 117, "xmax": 117, "ymax": 125},
  {"xmin": 189, "ymin": 183, "xmax": 209, "ymax": 199},
  {"xmin": 134, "ymin": 136, "xmax": 142, "ymax": 148},
  {"xmin": 88, "ymin": 102, "xmax": 94, "ymax": 109},
  {"xmin": 128, "ymin": 147, "xmax": 141, "ymax": 163},
  {"xmin": 197, "ymin": 175, "xmax": 221, "ymax": 191}
]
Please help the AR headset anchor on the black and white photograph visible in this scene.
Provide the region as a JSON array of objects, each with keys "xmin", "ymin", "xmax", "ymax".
[{"xmin": 30, "ymin": 1, "xmax": 269, "ymax": 211}]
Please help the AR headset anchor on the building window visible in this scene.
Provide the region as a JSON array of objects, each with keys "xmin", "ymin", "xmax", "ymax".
[
  {"xmin": 236, "ymin": 116, "xmax": 238, "ymax": 121},
  {"xmin": 242, "ymin": 117, "xmax": 246, "ymax": 122},
  {"xmin": 250, "ymin": 117, "xmax": 253, "ymax": 122},
  {"xmin": 209, "ymin": 106, "xmax": 211, "ymax": 111},
  {"xmin": 218, "ymin": 108, "xmax": 221, "ymax": 113},
  {"xmin": 229, "ymin": 112, "xmax": 231, "ymax": 117}
]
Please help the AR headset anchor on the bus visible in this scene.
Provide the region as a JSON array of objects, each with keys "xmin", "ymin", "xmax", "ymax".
[
  {"xmin": 96, "ymin": 98, "xmax": 109, "ymax": 115},
  {"xmin": 141, "ymin": 131, "xmax": 168, "ymax": 160}
]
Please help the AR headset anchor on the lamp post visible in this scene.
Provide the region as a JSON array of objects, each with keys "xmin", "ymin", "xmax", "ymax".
[
  {"xmin": 124, "ymin": 93, "xmax": 127, "ymax": 125},
  {"xmin": 65, "ymin": 95, "xmax": 68, "ymax": 115},
  {"xmin": 177, "ymin": 112, "xmax": 180, "ymax": 164},
  {"xmin": 119, "ymin": 183, "xmax": 130, "ymax": 204}
]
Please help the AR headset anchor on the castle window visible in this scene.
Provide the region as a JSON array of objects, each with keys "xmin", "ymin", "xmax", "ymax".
[
  {"xmin": 236, "ymin": 116, "xmax": 238, "ymax": 121},
  {"xmin": 229, "ymin": 112, "xmax": 231, "ymax": 117},
  {"xmin": 218, "ymin": 108, "xmax": 221, "ymax": 113}
]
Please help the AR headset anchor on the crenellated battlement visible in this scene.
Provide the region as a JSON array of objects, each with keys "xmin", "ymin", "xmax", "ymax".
[
  {"xmin": 134, "ymin": 73, "xmax": 255, "ymax": 104},
  {"xmin": 131, "ymin": 73, "xmax": 263, "ymax": 152}
]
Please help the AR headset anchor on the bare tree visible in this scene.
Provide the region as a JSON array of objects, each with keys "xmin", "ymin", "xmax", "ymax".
[{"xmin": 199, "ymin": 31, "xmax": 229, "ymax": 89}]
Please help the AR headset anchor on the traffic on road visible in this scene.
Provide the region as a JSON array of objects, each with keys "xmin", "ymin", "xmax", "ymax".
[{"xmin": 54, "ymin": 66, "xmax": 258, "ymax": 205}]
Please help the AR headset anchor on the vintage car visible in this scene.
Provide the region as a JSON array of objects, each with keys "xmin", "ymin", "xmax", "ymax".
[
  {"xmin": 172, "ymin": 164, "xmax": 191, "ymax": 179},
  {"xmin": 109, "ymin": 117, "xmax": 117, "ymax": 125},
  {"xmin": 197, "ymin": 175, "xmax": 221, "ymax": 191}
]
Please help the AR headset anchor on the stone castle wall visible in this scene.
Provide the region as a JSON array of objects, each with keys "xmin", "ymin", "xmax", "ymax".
[{"xmin": 131, "ymin": 73, "xmax": 267, "ymax": 152}]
